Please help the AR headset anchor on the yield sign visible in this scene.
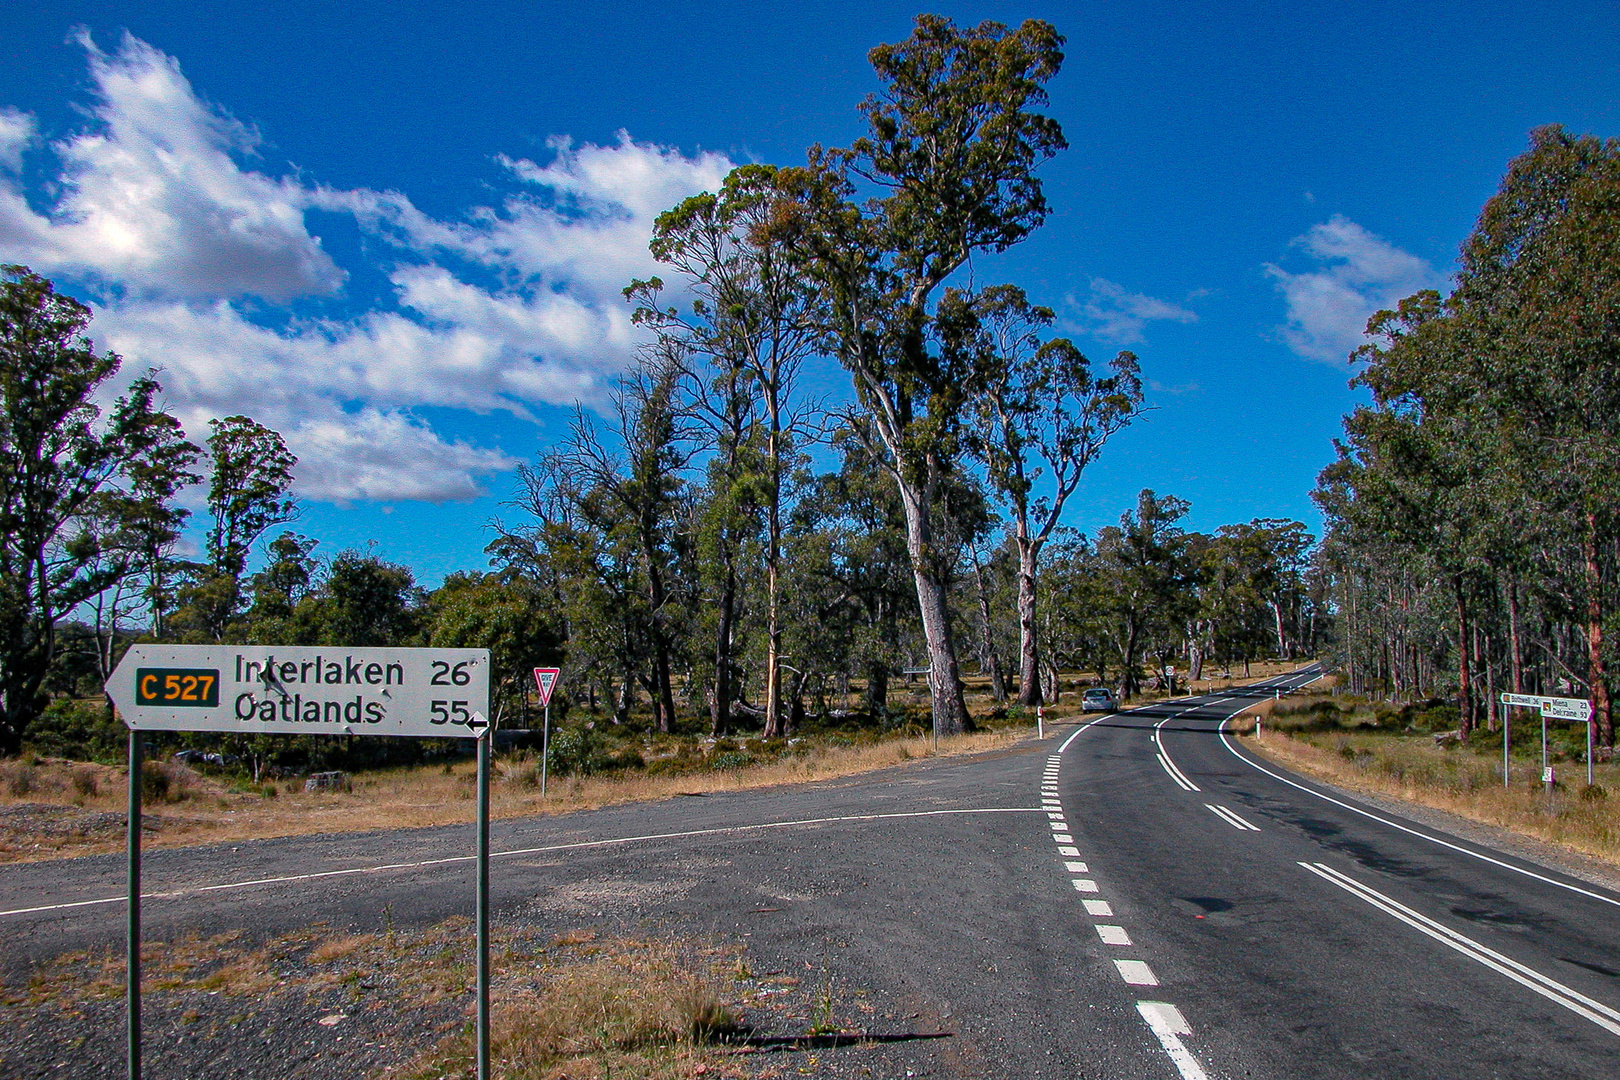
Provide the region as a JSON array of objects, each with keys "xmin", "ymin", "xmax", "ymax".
[{"xmin": 533, "ymin": 667, "xmax": 561, "ymax": 707}]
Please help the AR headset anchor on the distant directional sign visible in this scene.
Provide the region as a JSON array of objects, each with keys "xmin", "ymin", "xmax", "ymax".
[
  {"xmin": 533, "ymin": 667, "xmax": 560, "ymax": 707},
  {"xmin": 1541, "ymin": 698, "xmax": 1592, "ymax": 722},
  {"xmin": 107, "ymin": 644, "xmax": 490, "ymax": 737},
  {"xmin": 1498, "ymin": 692, "xmax": 1592, "ymax": 721}
]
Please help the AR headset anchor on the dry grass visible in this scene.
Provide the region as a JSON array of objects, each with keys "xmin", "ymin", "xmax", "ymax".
[
  {"xmin": 1241, "ymin": 709, "xmax": 1620, "ymax": 868},
  {"xmin": 6, "ymin": 918, "xmax": 750, "ymax": 1080},
  {"xmin": 0, "ymin": 725, "xmax": 1036, "ymax": 863},
  {"xmin": 390, "ymin": 939, "xmax": 745, "ymax": 1080}
]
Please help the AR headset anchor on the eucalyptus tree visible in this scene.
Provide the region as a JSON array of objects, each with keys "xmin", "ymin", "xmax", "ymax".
[
  {"xmin": 551, "ymin": 358, "xmax": 696, "ymax": 733},
  {"xmin": 1448, "ymin": 126, "xmax": 1620, "ymax": 746},
  {"xmin": 0, "ymin": 266, "xmax": 194, "ymax": 752},
  {"xmin": 1093, "ymin": 490, "xmax": 1195, "ymax": 698},
  {"xmin": 627, "ymin": 165, "xmax": 822, "ymax": 734},
  {"xmin": 955, "ymin": 284, "xmax": 1144, "ymax": 704},
  {"xmin": 171, "ymin": 414, "xmax": 299, "ymax": 641},
  {"xmin": 773, "ymin": 14, "xmax": 1068, "ymax": 733}
]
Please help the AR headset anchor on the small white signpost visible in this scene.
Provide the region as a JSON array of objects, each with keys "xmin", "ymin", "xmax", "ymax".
[
  {"xmin": 107, "ymin": 645, "xmax": 494, "ymax": 1080},
  {"xmin": 533, "ymin": 667, "xmax": 561, "ymax": 797}
]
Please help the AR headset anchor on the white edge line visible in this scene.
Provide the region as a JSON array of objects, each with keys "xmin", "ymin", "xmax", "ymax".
[{"xmin": 0, "ymin": 807, "xmax": 1045, "ymax": 918}]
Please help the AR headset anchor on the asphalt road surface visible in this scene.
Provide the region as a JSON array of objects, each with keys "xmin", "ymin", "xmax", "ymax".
[{"xmin": 4, "ymin": 667, "xmax": 1618, "ymax": 1078}]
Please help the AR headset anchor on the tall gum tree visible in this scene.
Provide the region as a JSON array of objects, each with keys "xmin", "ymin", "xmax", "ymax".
[
  {"xmin": 628, "ymin": 165, "xmax": 822, "ymax": 737},
  {"xmin": 952, "ymin": 284, "xmax": 1144, "ymax": 705},
  {"xmin": 773, "ymin": 15, "xmax": 1067, "ymax": 734}
]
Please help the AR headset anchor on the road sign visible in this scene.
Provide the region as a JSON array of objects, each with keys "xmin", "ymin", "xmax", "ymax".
[
  {"xmin": 1541, "ymin": 699, "xmax": 1592, "ymax": 722},
  {"xmin": 107, "ymin": 644, "xmax": 490, "ymax": 738},
  {"xmin": 1499, "ymin": 692, "xmax": 1542, "ymax": 707},
  {"xmin": 532, "ymin": 667, "xmax": 560, "ymax": 707}
]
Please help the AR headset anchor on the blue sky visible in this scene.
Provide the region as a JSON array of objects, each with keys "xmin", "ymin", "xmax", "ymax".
[{"xmin": 4, "ymin": 1, "xmax": 1618, "ymax": 585}]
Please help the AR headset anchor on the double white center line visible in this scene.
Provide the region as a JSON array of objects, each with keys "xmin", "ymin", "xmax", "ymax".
[
  {"xmin": 1299, "ymin": 861, "xmax": 1620, "ymax": 1038},
  {"xmin": 1154, "ymin": 718, "xmax": 1201, "ymax": 792},
  {"xmin": 1205, "ymin": 804, "xmax": 1259, "ymax": 831}
]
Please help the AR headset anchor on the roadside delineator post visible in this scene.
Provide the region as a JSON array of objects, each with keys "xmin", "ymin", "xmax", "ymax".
[{"xmin": 1037, "ymin": 704, "xmax": 1044, "ymax": 739}]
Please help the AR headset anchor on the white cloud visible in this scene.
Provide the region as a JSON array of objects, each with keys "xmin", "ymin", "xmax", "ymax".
[
  {"xmin": 0, "ymin": 31, "xmax": 344, "ymax": 300},
  {"xmin": 0, "ymin": 32, "xmax": 733, "ymax": 504},
  {"xmin": 1265, "ymin": 214, "xmax": 1442, "ymax": 365},
  {"xmin": 0, "ymin": 108, "xmax": 34, "ymax": 172},
  {"xmin": 1066, "ymin": 278, "xmax": 1198, "ymax": 345}
]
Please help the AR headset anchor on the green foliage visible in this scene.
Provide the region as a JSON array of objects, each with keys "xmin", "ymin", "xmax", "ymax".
[
  {"xmin": 0, "ymin": 266, "xmax": 193, "ymax": 753},
  {"xmin": 428, "ymin": 570, "xmax": 563, "ymax": 723},
  {"xmin": 24, "ymin": 698, "xmax": 127, "ymax": 762}
]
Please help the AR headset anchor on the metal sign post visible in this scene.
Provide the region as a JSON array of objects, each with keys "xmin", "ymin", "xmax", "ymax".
[
  {"xmin": 1500, "ymin": 693, "xmax": 1592, "ymax": 799},
  {"xmin": 126, "ymin": 730, "xmax": 141, "ymax": 1080},
  {"xmin": 532, "ymin": 668, "xmax": 560, "ymax": 798},
  {"xmin": 1503, "ymin": 700, "xmax": 1511, "ymax": 790},
  {"xmin": 108, "ymin": 645, "xmax": 491, "ymax": 1080},
  {"xmin": 476, "ymin": 728, "xmax": 491, "ymax": 1080}
]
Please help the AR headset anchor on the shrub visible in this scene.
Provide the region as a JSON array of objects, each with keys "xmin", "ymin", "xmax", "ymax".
[
  {"xmin": 70, "ymin": 766, "xmax": 98, "ymax": 797},
  {"xmin": 25, "ymin": 699, "xmax": 127, "ymax": 762},
  {"xmin": 3, "ymin": 761, "xmax": 35, "ymax": 796}
]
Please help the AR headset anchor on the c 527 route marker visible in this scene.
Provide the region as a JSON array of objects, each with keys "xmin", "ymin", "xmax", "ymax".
[{"xmin": 106, "ymin": 645, "xmax": 493, "ymax": 1080}]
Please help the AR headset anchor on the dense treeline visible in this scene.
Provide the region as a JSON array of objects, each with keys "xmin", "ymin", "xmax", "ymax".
[
  {"xmin": 1, "ymin": 17, "xmax": 1326, "ymax": 766},
  {"xmin": 1316, "ymin": 125, "xmax": 1620, "ymax": 750}
]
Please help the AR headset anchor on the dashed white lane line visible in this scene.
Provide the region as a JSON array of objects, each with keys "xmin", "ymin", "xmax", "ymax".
[
  {"xmin": 1205, "ymin": 803, "xmax": 1260, "ymax": 831},
  {"xmin": 1058, "ymin": 846, "xmax": 1082, "ymax": 857},
  {"xmin": 0, "ymin": 806, "xmax": 1047, "ymax": 919},
  {"xmin": 1137, "ymin": 1002, "xmax": 1210, "ymax": 1080},
  {"xmin": 1064, "ymin": 861, "xmax": 1090, "ymax": 873},
  {"xmin": 1299, "ymin": 861, "xmax": 1620, "ymax": 1038},
  {"xmin": 1053, "ymin": 834, "xmax": 1074, "ymax": 844},
  {"xmin": 1114, "ymin": 959, "xmax": 1160, "ymax": 986},
  {"xmin": 1049, "ymin": 680, "xmax": 1327, "ymax": 1080}
]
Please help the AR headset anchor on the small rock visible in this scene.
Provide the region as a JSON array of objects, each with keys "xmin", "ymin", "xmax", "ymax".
[{"xmin": 317, "ymin": 1014, "xmax": 346, "ymax": 1027}]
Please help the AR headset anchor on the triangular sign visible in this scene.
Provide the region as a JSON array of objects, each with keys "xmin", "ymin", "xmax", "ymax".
[{"xmin": 533, "ymin": 667, "xmax": 560, "ymax": 707}]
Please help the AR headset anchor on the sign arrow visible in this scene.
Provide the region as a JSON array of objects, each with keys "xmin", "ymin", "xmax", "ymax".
[{"xmin": 467, "ymin": 711, "xmax": 490, "ymax": 733}]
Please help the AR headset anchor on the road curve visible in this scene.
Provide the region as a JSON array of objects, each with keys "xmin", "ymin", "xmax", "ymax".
[{"xmin": 3, "ymin": 668, "xmax": 1618, "ymax": 1078}]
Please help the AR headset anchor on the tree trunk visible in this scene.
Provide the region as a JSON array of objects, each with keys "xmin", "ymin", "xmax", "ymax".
[
  {"xmin": 865, "ymin": 661, "xmax": 889, "ymax": 717},
  {"xmin": 1507, "ymin": 573, "xmax": 1524, "ymax": 695},
  {"xmin": 912, "ymin": 564, "xmax": 971, "ymax": 734},
  {"xmin": 710, "ymin": 570, "xmax": 736, "ymax": 736},
  {"xmin": 1584, "ymin": 511, "xmax": 1613, "ymax": 746},
  {"xmin": 971, "ymin": 556, "xmax": 1007, "ymax": 702},
  {"xmin": 1015, "ymin": 536, "xmax": 1041, "ymax": 706},
  {"xmin": 1454, "ymin": 577, "xmax": 1474, "ymax": 738},
  {"xmin": 1270, "ymin": 599, "xmax": 1288, "ymax": 659},
  {"xmin": 896, "ymin": 479, "xmax": 970, "ymax": 735}
]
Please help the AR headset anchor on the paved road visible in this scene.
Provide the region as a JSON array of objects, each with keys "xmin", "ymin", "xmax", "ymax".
[{"xmin": 4, "ymin": 668, "xmax": 1618, "ymax": 1078}]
